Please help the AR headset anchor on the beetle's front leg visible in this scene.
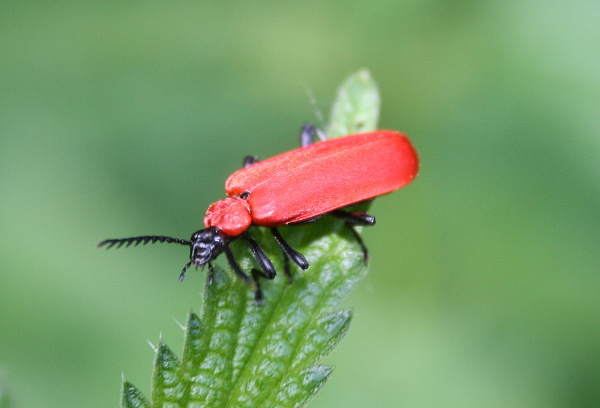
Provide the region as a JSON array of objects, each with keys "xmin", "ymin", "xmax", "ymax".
[{"xmin": 242, "ymin": 232, "xmax": 276, "ymax": 280}]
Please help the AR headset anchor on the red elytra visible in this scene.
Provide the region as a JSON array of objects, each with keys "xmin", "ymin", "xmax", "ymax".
[
  {"xmin": 206, "ymin": 131, "xmax": 418, "ymax": 232},
  {"xmin": 99, "ymin": 125, "xmax": 419, "ymax": 303}
]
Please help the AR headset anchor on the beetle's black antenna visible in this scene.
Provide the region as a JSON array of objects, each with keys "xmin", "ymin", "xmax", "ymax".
[{"xmin": 97, "ymin": 235, "xmax": 191, "ymax": 249}]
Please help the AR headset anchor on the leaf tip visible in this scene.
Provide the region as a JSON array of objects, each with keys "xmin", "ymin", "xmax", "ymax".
[{"xmin": 121, "ymin": 379, "xmax": 150, "ymax": 408}]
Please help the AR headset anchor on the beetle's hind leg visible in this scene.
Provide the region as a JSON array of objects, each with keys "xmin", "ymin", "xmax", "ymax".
[{"xmin": 330, "ymin": 209, "xmax": 376, "ymax": 262}]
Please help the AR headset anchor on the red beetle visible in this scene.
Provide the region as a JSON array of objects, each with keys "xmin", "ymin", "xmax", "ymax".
[{"xmin": 99, "ymin": 124, "xmax": 418, "ymax": 302}]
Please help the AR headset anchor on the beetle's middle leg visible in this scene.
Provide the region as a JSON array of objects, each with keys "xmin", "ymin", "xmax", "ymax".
[{"xmin": 270, "ymin": 227, "xmax": 309, "ymax": 282}]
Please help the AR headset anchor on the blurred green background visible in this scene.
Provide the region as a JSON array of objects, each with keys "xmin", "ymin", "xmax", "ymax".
[{"xmin": 1, "ymin": 1, "xmax": 599, "ymax": 407}]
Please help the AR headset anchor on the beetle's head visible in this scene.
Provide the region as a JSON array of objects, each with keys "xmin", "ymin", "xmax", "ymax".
[
  {"xmin": 188, "ymin": 226, "xmax": 228, "ymax": 268},
  {"xmin": 98, "ymin": 226, "xmax": 230, "ymax": 282}
]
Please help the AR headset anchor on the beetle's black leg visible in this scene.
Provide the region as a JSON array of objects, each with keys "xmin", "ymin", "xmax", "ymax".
[
  {"xmin": 300, "ymin": 123, "xmax": 327, "ymax": 147},
  {"xmin": 223, "ymin": 246, "xmax": 252, "ymax": 284},
  {"xmin": 346, "ymin": 225, "xmax": 370, "ymax": 262},
  {"xmin": 281, "ymin": 252, "xmax": 292, "ymax": 283},
  {"xmin": 179, "ymin": 261, "xmax": 193, "ymax": 282},
  {"xmin": 243, "ymin": 231, "xmax": 280, "ymax": 304},
  {"xmin": 250, "ymin": 268, "xmax": 264, "ymax": 304},
  {"xmin": 330, "ymin": 209, "xmax": 376, "ymax": 226},
  {"xmin": 225, "ymin": 246, "xmax": 265, "ymax": 304},
  {"xmin": 331, "ymin": 209, "xmax": 376, "ymax": 262},
  {"xmin": 294, "ymin": 215, "xmax": 322, "ymax": 224},
  {"xmin": 243, "ymin": 155, "xmax": 260, "ymax": 168},
  {"xmin": 242, "ymin": 232, "xmax": 276, "ymax": 280},
  {"xmin": 270, "ymin": 227, "xmax": 309, "ymax": 280}
]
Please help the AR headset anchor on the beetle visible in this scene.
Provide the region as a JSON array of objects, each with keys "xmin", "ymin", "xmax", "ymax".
[{"xmin": 99, "ymin": 124, "xmax": 419, "ymax": 303}]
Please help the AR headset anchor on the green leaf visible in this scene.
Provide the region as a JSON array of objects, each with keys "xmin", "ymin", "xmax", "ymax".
[
  {"xmin": 120, "ymin": 69, "xmax": 380, "ymax": 408},
  {"xmin": 152, "ymin": 342, "xmax": 185, "ymax": 405},
  {"xmin": 327, "ymin": 68, "xmax": 380, "ymax": 137},
  {"xmin": 121, "ymin": 380, "xmax": 150, "ymax": 408}
]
